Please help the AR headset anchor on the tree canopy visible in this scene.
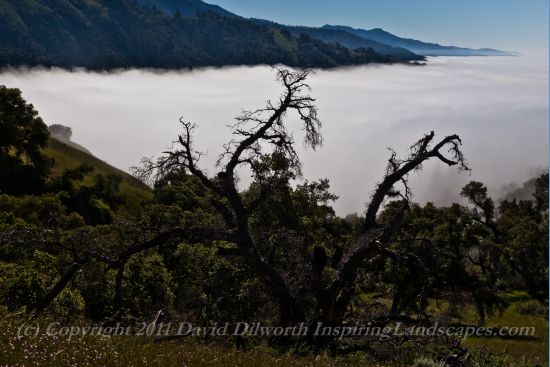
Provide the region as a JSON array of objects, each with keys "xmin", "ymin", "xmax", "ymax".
[{"xmin": 0, "ymin": 85, "xmax": 52, "ymax": 195}]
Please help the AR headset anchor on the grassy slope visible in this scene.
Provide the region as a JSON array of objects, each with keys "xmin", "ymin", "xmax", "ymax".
[
  {"xmin": 460, "ymin": 303, "xmax": 548, "ymax": 366},
  {"xmin": 45, "ymin": 136, "xmax": 152, "ymax": 218},
  {"xmin": 427, "ymin": 296, "xmax": 548, "ymax": 367}
]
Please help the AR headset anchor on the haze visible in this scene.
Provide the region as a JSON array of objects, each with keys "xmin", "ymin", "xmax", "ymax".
[{"xmin": 0, "ymin": 55, "xmax": 547, "ymax": 215}]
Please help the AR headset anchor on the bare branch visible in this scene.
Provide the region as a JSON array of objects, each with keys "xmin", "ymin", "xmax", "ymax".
[
  {"xmin": 364, "ymin": 132, "xmax": 468, "ymax": 230},
  {"xmin": 220, "ymin": 68, "xmax": 322, "ymax": 179}
]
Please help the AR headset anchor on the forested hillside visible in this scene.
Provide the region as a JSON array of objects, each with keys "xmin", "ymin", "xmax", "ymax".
[{"xmin": 0, "ymin": 0, "xmax": 401, "ymax": 69}]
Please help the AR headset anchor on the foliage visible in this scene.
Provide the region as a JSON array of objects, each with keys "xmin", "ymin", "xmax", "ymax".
[
  {"xmin": 0, "ymin": 193, "xmax": 83, "ymax": 229},
  {"xmin": 121, "ymin": 251, "xmax": 174, "ymax": 318},
  {"xmin": 498, "ymin": 195, "xmax": 548, "ymax": 301},
  {"xmin": 0, "ymin": 262, "xmax": 40, "ymax": 312},
  {"xmin": 48, "ymin": 124, "xmax": 73, "ymax": 141},
  {"xmin": 0, "ymin": 85, "xmax": 52, "ymax": 195},
  {"xmin": 47, "ymin": 163, "xmax": 125, "ymax": 224},
  {"xmin": 50, "ymin": 287, "xmax": 86, "ymax": 320}
]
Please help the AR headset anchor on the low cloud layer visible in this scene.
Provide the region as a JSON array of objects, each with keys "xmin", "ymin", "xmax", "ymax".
[{"xmin": 1, "ymin": 55, "xmax": 547, "ymax": 215}]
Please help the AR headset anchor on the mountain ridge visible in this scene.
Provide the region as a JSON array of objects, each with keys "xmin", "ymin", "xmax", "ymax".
[
  {"xmin": 250, "ymin": 19, "xmax": 423, "ymax": 61},
  {"xmin": 136, "ymin": 0, "xmax": 512, "ymax": 58},
  {"xmin": 321, "ymin": 25, "xmax": 516, "ymax": 56}
]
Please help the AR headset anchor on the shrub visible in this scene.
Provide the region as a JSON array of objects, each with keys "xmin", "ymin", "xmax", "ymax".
[
  {"xmin": 0, "ymin": 263, "xmax": 39, "ymax": 311},
  {"xmin": 51, "ymin": 288, "xmax": 86, "ymax": 320},
  {"xmin": 122, "ymin": 252, "xmax": 174, "ymax": 318}
]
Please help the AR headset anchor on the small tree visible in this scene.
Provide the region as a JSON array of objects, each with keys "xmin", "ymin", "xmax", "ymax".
[{"xmin": 48, "ymin": 124, "xmax": 72, "ymax": 141}]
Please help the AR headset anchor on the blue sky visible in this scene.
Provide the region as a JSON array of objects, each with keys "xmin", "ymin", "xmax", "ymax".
[{"xmin": 208, "ymin": 0, "xmax": 549, "ymax": 51}]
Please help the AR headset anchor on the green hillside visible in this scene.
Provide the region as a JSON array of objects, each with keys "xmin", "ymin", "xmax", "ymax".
[{"xmin": 45, "ymin": 136, "xmax": 152, "ymax": 218}]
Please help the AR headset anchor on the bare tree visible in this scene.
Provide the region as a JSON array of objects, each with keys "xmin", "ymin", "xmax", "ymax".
[
  {"xmin": 136, "ymin": 68, "xmax": 469, "ymax": 338},
  {"xmin": 137, "ymin": 68, "xmax": 322, "ymax": 322}
]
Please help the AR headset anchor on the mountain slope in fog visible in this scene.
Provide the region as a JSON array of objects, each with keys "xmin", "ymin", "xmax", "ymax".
[
  {"xmin": 322, "ymin": 25, "xmax": 515, "ymax": 56},
  {"xmin": 250, "ymin": 19, "xmax": 423, "ymax": 61}
]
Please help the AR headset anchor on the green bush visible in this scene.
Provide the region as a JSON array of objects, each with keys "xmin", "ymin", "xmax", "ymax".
[
  {"xmin": 51, "ymin": 288, "xmax": 85, "ymax": 320},
  {"xmin": 0, "ymin": 263, "xmax": 39, "ymax": 311},
  {"xmin": 122, "ymin": 252, "xmax": 174, "ymax": 318}
]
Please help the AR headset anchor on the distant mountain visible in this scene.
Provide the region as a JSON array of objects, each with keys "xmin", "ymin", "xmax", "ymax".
[
  {"xmin": 322, "ymin": 25, "xmax": 515, "ymax": 56},
  {"xmin": 133, "ymin": 1, "xmax": 423, "ymax": 61},
  {"xmin": 0, "ymin": 0, "xmax": 404, "ymax": 70},
  {"xmin": 251, "ymin": 19, "xmax": 424, "ymax": 62}
]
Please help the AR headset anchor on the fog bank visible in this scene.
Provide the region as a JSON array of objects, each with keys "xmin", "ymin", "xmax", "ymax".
[{"xmin": 1, "ymin": 55, "xmax": 547, "ymax": 215}]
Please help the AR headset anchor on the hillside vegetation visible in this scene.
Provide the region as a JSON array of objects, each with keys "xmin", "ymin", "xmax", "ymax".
[{"xmin": 45, "ymin": 136, "xmax": 152, "ymax": 218}]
